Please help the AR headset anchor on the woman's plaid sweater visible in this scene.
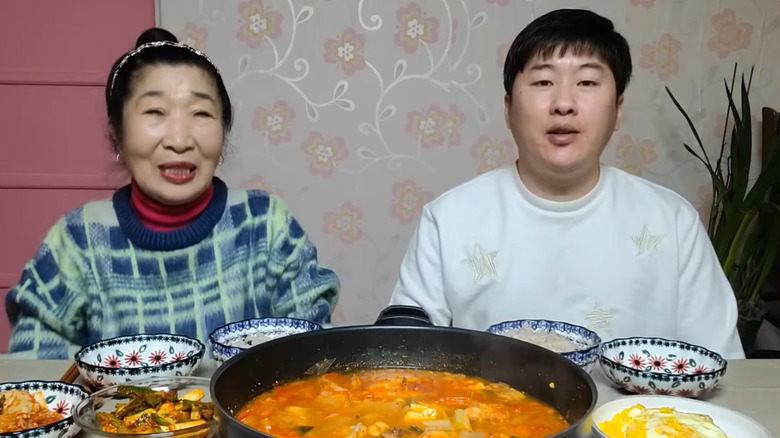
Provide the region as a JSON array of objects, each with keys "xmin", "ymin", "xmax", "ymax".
[{"xmin": 4, "ymin": 178, "xmax": 339, "ymax": 359}]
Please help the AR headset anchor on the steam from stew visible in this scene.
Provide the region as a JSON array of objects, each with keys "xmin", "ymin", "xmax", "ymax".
[{"xmin": 236, "ymin": 369, "xmax": 569, "ymax": 438}]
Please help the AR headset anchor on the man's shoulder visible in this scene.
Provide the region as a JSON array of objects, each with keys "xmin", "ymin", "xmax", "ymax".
[
  {"xmin": 604, "ymin": 166, "xmax": 701, "ymax": 223},
  {"xmin": 426, "ymin": 166, "xmax": 516, "ymax": 213}
]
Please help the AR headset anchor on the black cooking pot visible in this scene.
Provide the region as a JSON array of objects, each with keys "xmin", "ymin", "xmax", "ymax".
[{"xmin": 211, "ymin": 306, "xmax": 597, "ymax": 438}]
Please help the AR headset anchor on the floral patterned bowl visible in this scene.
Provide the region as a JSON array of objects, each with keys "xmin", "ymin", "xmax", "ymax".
[
  {"xmin": 74, "ymin": 334, "xmax": 205, "ymax": 390},
  {"xmin": 209, "ymin": 317, "xmax": 322, "ymax": 363},
  {"xmin": 0, "ymin": 380, "xmax": 89, "ymax": 438},
  {"xmin": 599, "ymin": 337, "xmax": 728, "ymax": 398},
  {"xmin": 487, "ymin": 319, "xmax": 602, "ymax": 373}
]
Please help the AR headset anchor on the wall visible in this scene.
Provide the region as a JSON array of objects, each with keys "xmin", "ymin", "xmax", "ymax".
[
  {"xmin": 0, "ymin": 0, "xmax": 155, "ymax": 351},
  {"xmin": 158, "ymin": 0, "xmax": 780, "ymax": 326}
]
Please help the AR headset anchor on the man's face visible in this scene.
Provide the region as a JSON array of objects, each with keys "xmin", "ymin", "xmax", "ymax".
[{"xmin": 505, "ymin": 48, "xmax": 623, "ymax": 186}]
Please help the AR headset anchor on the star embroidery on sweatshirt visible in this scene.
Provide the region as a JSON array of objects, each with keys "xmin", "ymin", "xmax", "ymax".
[
  {"xmin": 585, "ymin": 302, "xmax": 613, "ymax": 337},
  {"xmin": 463, "ymin": 244, "xmax": 498, "ymax": 283},
  {"xmin": 630, "ymin": 225, "xmax": 664, "ymax": 256}
]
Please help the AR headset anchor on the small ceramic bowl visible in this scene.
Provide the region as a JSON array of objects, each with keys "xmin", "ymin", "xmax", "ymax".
[
  {"xmin": 209, "ymin": 317, "xmax": 322, "ymax": 363},
  {"xmin": 0, "ymin": 380, "xmax": 89, "ymax": 438},
  {"xmin": 73, "ymin": 376, "xmax": 217, "ymax": 438},
  {"xmin": 74, "ymin": 334, "xmax": 205, "ymax": 389},
  {"xmin": 487, "ymin": 319, "xmax": 602, "ymax": 373},
  {"xmin": 599, "ymin": 337, "xmax": 727, "ymax": 398}
]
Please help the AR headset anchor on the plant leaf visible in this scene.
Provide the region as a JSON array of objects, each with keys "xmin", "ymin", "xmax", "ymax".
[
  {"xmin": 683, "ymin": 144, "xmax": 725, "ymax": 194},
  {"xmin": 666, "ymin": 86, "xmax": 710, "ymax": 165}
]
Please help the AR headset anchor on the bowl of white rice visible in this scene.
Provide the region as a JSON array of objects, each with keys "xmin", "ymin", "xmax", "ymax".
[
  {"xmin": 487, "ymin": 319, "xmax": 602, "ymax": 372},
  {"xmin": 209, "ymin": 317, "xmax": 322, "ymax": 363}
]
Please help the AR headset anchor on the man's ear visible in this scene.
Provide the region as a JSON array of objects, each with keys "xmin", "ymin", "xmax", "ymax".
[
  {"xmin": 614, "ymin": 95, "xmax": 624, "ymax": 132},
  {"xmin": 504, "ymin": 93, "xmax": 511, "ymax": 130}
]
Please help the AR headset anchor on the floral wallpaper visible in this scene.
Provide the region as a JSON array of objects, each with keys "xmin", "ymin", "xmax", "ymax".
[{"xmin": 158, "ymin": 0, "xmax": 780, "ymax": 326}]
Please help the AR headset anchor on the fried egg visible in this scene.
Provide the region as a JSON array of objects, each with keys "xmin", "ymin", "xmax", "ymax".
[{"xmin": 598, "ymin": 404, "xmax": 729, "ymax": 438}]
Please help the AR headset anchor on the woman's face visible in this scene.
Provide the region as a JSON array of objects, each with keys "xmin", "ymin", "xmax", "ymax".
[{"xmin": 119, "ymin": 64, "xmax": 223, "ymax": 205}]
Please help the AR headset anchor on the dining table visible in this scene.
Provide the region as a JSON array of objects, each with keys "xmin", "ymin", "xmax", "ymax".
[{"xmin": 1, "ymin": 358, "xmax": 778, "ymax": 437}]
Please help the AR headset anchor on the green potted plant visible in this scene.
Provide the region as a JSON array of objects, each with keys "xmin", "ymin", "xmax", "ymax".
[{"xmin": 666, "ymin": 64, "xmax": 780, "ymax": 355}]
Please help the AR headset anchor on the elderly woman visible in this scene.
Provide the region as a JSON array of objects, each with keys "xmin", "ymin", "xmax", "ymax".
[{"xmin": 3, "ymin": 28, "xmax": 339, "ymax": 359}]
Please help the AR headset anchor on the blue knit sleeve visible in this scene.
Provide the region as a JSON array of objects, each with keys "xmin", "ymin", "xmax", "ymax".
[
  {"xmin": 263, "ymin": 195, "xmax": 340, "ymax": 325},
  {"xmin": 5, "ymin": 216, "xmax": 89, "ymax": 359}
]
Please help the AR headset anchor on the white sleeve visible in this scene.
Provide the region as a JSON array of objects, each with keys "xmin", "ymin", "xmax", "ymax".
[
  {"xmin": 677, "ymin": 210, "xmax": 745, "ymax": 359},
  {"xmin": 389, "ymin": 205, "xmax": 452, "ymax": 326}
]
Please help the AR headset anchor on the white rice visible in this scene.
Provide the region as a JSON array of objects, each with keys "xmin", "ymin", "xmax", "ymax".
[
  {"xmin": 501, "ymin": 327, "xmax": 582, "ymax": 353},
  {"xmin": 223, "ymin": 331, "xmax": 294, "ymax": 348}
]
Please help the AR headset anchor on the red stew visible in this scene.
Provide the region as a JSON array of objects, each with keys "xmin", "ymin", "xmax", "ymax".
[{"xmin": 236, "ymin": 369, "xmax": 569, "ymax": 438}]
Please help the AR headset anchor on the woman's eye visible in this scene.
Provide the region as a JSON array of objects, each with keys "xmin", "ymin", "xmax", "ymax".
[
  {"xmin": 194, "ymin": 111, "xmax": 214, "ymax": 118},
  {"xmin": 144, "ymin": 109, "xmax": 164, "ymax": 115},
  {"xmin": 533, "ymin": 80, "xmax": 553, "ymax": 86}
]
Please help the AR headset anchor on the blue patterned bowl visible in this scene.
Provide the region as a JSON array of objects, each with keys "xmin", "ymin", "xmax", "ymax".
[
  {"xmin": 487, "ymin": 319, "xmax": 602, "ymax": 373},
  {"xmin": 599, "ymin": 337, "xmax": 727, "ymax": 398},
  {"xmin": 0, "ymin": 380, "xmax": 89, "ymax": 438},
  {"xmin": 209, "ymin": 317, "xmax": 322, "ymax": 363},
  {"xmin": 74, "ymin": 334, "xmax": 205, "ymax": 390}
]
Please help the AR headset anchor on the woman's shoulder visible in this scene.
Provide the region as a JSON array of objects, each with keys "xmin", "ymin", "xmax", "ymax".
[
  {"xmin": 225, "ymin": 187, "xmax": 290, "ymax": 218},
  {"xmin": 39, "ymin": 197, "xmax": 116, "ymax": 250}
]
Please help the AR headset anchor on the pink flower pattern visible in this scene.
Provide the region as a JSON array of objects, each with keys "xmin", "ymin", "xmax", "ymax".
[
  {"xmin": 443, "ymin": 105, "xmax": 467, "ymax": 146},
  {"xmin": 639, "ymin": 33, "xmax": 681, "ymax": 80},
  {"xmin": 323, "ymin": 202, "xmax": 364, "ymax": 245},
  {"xmin": 148, "ymin": 350, "xmax": 167, "ymax": 365},
  {"xmin": 125, "ymin": 350, "xmax": 143, "ymax": 366},
  {"xmin": 406, "ymin": 105, "xmax": 447, "ymax": 148},
  {"xmin": 391, "ymin": 179, "xmax": 434, "ymax": 225},
  {"xmin": 103, "ymin": 355, "xmax": 121, "ymax": 368},
  {"xmin": 237, "ymin": 0, "xmax": 283, "ymax": 48},
  {"xmin": 708, "ymin": 9, "xmax": 753, "ymax": 59},
  {"xmin": 252, "ymin": 100, "xmax": 296, "ymax": 145},
  {"xmin": 54, "ymin": 400, "xmax": 69, "ymax": 415},
  {"xmin": 648, "ymin": 355, "xmax": 667, "ymax": 371},
  {"xmin": 615, "ymin": 136, "xmax": 657, "ymax": 176},
  {"xmin": 172, "ymin": 352, "xmax": 187, "ymax": 362},
  {"xmin": 394, "ymin": 3, "xmax": 440, "ymax": 54},
  {"xmin": 301, "ymin": 131, "xmax": 348, "ymax": 177},
  {"xmin": 629, "ymin": 354, "xmax": 646, "ymax": 370},
  {"xmin": 470, "ymin": 136, "xmax": 515, "ymax": 173},
  {"xmin": 324, "ymin": 28, "xmax": 367, "ymax": 76},
  {"xmin": 180, "ymin": 23, "xmax": 208, "ymax": 51},
  {"xmin": 673, "ymin": 359, "xmax": 690, "ymax": 373}
]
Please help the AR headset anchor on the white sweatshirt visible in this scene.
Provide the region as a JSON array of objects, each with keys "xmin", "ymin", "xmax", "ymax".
[{"xmin": 390, "ymin": 165, "xmax": 745, "ymax": 360}]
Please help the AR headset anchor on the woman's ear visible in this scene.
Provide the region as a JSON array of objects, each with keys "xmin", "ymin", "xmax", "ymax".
[{"xmin": 108, "ymin": 124, "xmax": 120, "ymax": 153}]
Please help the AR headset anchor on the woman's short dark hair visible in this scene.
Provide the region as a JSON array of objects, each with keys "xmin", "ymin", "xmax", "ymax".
[
  {"xmin": 105, "ymin": 27, "xmax": 233, "ymax": 152},
  {"xmin": 503, "ymin": 9, "xmax": 633, "ymax": 99}
]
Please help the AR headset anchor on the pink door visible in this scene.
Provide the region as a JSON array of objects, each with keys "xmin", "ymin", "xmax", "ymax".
[{"xmin": 0, "ymin": 0, "xmax": 155, "ymax": 352}]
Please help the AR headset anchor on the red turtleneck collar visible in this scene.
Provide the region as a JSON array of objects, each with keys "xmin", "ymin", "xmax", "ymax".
[{"xmin": 130, "ymin": 180, "xmax": 214, "ymax": 232}]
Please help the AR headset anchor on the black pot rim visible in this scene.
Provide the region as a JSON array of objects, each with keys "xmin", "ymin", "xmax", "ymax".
[{"xmin": 210, "ymin": 324, "xmax": 598, "ymax": 438}]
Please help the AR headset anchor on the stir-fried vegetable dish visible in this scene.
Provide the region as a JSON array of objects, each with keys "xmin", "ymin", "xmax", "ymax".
[
  {"xmin": 97, "ymin": 385, "xmax": 215, "ymax": 434},
  {"xmin": 0, "ymin": 389, "xmax": 65, "ymax": 433},
  {"xmin": 236, "ymin": 369, "xmax": 569, "ymax": 438}
]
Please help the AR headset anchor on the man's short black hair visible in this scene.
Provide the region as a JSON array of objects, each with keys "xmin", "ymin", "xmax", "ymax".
[{"xmin": 503, "ymin": 9, "xmax": 633, "ymax": 98}]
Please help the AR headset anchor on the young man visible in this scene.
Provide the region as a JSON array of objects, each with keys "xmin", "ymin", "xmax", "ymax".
[{"xmin": 389, "ymin": 9, "xmax": 745, "ymax": 359}]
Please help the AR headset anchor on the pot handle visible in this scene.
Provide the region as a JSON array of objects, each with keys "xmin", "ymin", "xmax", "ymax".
[{"xmin": 374, "ymin": 305, "xmax": 433, "ymax": 327}]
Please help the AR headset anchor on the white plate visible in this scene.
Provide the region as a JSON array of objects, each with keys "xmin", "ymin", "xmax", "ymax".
[{"xmin": 591, "ymin": 395, "xmax": 771, "ymax": 438}]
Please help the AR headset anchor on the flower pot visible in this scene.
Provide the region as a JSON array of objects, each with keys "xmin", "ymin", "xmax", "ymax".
[{"xmin": 737, "ymin": 299, "xmax": 768, "ymax": 356}]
